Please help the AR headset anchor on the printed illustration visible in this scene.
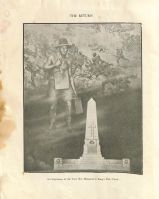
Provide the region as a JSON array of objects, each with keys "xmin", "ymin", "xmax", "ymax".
[{"xmin": 24, "ymin": 23, "xmax": 142, "ymax": 173}]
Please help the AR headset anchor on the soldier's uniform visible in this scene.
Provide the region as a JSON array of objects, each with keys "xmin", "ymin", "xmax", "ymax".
[{"xmin": 46, "ymin": 39, "xmax": 75, "ymax": 130}]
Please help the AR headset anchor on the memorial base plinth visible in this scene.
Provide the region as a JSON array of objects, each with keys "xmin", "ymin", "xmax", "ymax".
[{"xmin": 54, "ymin": 156, "xmax": 130, "ymax": 172}]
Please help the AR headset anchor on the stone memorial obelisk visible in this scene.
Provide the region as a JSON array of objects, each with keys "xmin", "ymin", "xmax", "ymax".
[
  {"xmin": 83, "ymin": 98, "xmax": 102, "ymax": 156},
  {"xmin": 54, "ymin": 98, "xmax": 130, "ymax": 172},
  {"xmin": 78, "ymin": 98, "xmax": 105, "ymax": 170}
]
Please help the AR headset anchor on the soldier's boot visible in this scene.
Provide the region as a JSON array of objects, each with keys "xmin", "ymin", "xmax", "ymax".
[{"xmin": 66, "ymin": 101, "xmax": 72, "ymax": 131}]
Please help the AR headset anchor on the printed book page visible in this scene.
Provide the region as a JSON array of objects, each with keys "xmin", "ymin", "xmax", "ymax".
[{"xmin": 0, "ymin": 0, "xmax": 159, "ymax": 198}]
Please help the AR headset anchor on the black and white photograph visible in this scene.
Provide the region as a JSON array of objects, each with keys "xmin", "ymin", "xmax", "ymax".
[{"xmin": 24, "ymin": 23, "xmax": 142, "ymax": 174}]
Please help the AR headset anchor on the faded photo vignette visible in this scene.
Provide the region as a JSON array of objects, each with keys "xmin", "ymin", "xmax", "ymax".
[{"xmin": 23, "ymin": 23, "xmax": 142, "ymax": 174}]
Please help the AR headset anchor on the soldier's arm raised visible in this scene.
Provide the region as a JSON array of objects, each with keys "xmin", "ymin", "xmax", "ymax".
[
  {"xmin": 44, "ymin": 56, "xmax": 61, "ymax": 69},
  {"xmin": 44, "ymin": 56, "xmax": 53, "ymax": 69}
]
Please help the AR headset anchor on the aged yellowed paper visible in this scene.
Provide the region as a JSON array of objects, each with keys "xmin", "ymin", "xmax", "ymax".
[{"xmin": 0, "ymin": 0, "xmax": 159, "ymax": 198}]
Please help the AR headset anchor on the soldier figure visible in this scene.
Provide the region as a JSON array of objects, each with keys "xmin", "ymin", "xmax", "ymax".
[
  {"xmin": 116, "ymin": 48, "xmax": 129, "ymax": 65},
  {"xmin": 44, "ymin": 38, "xmax": 77, "ymax": 131}
]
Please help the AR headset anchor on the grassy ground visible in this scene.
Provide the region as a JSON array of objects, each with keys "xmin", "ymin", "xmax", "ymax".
[{"xmin": 24, "ymin": 89, "xmax": 142, "ymax": 174}]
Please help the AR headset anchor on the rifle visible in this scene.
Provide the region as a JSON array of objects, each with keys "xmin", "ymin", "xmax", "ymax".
[{"xmin": 69, "ymin": 68, "xmax": 83, "ymax": 114}]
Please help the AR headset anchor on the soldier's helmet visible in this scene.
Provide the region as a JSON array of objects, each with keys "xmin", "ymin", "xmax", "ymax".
[{"xmin": 55, "ymin": 38, "xmax": 71, "ymax": 48}]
